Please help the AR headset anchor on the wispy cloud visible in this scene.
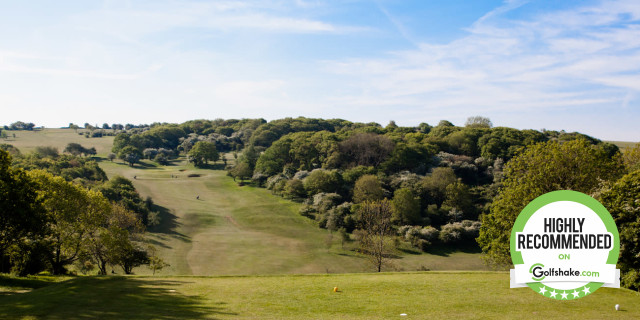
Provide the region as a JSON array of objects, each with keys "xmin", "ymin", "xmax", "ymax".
[{"xmin": 323, "ymin": 0, "xmax": 640, "ymax": 138}]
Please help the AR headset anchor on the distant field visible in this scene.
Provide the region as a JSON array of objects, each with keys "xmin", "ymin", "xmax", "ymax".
[
  {"xmin": 606, "ymin": 140, "xmax": 638, "ymax": 151},
  {"xmin": 2, "ymin": 128, "xmax": 114, "ymax": 155},
  {"xmin": 1, "ymin": 272, "xmax": 639, "ymax": 319}
]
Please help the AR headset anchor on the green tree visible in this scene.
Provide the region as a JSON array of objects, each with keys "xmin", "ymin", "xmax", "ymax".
[
  {"xmin": 63, "ymin": 143, "xmax": 87, "ymax": 156},
  {"xmin": 600, "ymin": 170, "xmax": 640, "ymax": 290},
  {"xmin": 29, "ymin": 170, "xmax": 111, "ymax": 275},
  {"xmin": 230, "ymin": 161, "xmax": 253, "ymax": 182},
  {"xmin": 118, "ymin": 146, "xmax": 142, "ymax": 167},
  {"xmin": 391, "ymin": 188, "xmax": 421, "ymax": 225},
  {"xmin": 188, "ymin": 141, "xmax": 219, "ymax": 167},
  {"xmin": 623, "ymin": 143, "xmax": 640, "ymax": 173},
  {"xmin": 303, "ymin": 170, "xmax": 342, "ymax": 196},
  {"xmin": 353, "ymin": 174, "xmax": 384, "ymax": 203},
  {"xmin": 0, "ymin": 150, "xmax": 46, "ymax": 272},
  {"xmin": 283, "ymin": 179, "xmax": 306, "ymax": 199},
  {"xmin": 356, "ymin": 199, "xmax": 395, "ymax": 272},
  {"xmin": 98, "ymin": 176, "xmax": 150, "ymax": 224},
  {"xmin": 420, "ymin": 167, "xmax": 457, "ymax": 206},
  {"xmin": 478, "ymin": 139, "xmax": 624, "ymax": 268}
]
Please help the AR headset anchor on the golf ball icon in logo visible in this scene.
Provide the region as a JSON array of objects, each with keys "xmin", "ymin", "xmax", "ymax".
[{"xmin": 509, "ymin": 191, "xmax": 620, "ymax": 300}]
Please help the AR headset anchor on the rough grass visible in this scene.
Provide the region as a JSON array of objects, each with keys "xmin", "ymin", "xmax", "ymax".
[
  {"xmin": 1, "ymin": 273, "xmax": 639, "ymax": 319},
  {"xmin": 606, "ymin": 140, "xmax": 639, "ymax": 152},
  {"xmin": 2, "ymin": 129, "xmax": 115, "ymax": 156}
]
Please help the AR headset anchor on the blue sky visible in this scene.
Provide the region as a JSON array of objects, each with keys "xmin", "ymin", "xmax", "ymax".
[{"xmin": 1, "ymin": 0, "xmax": 639, "ymax": 141}]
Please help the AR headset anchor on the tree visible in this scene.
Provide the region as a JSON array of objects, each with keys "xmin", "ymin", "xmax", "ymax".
[
  {"xmin": 29, "ymin": 170, "xmax": 111, "ymax": 274},
  {"xmin": 600, "ymin": 170, "xmax": 640, "ymax": 290},
  {"xmin": 147, "ymin": 246, "xmax": 169, "ymax": 275},
  {"xmin": 477, "ymin": 139, "xmax": 624, "ymax": 268},
  {"xmin": 34, "ymin": 146, "xmax": 59, "ymax": 158},
  {"xmin": 64, "ymin": 143, "xmax": 87, "ymax": 156},
  {"xmin": 118, "ymin": 146, "xmax": 142, "ymax": 167},
  {"xmin": 188, "ymin": 141, "xmax": 219, "ymax": 167},
  {"xmin": 230, "ymin": 161, "xmax": 252, "ymax": 182},
  {"xmin": 353, "ymin": 174, "xmax": 384, "ymax": 203},
  {"xmin": 303, "ymin": 170, "xmax": 342, "ymax": 196},
  {"xmin": 465, "ymin": 116, "xmax": 492, "ymax": 128},
  {"xmin": 420, "ymin": 167, "xmax": 457, "ymax": 206},
  {"xmin": 107, "ymin": 152, "xmax": 116, "ymax": 162},
  {"xmin": 283, "ymin": 179, "xmax": 306, "ymax": 199},
  {"xmin": 339, "ymin": 133, "xmax": 394, "ymax": 167},
  {"xmin": 392, "ymin": 188, "xmax": 421, "ymax": 225},
  {"xmin": 356, "ymin": 199, "xmax": 395, "ymax": 272},
  {"xmin": 623, "ymin": 143, "xmax": 640, "ymax": 173},
  {"xmin": 98, "ymin": 176, "xmax": 150, "ymax": 223},
  {"xmin": 84, "ymin": 203, "xmax": 146, "ymax": 275},
  {"xmin": 0, "ymin": 150, "xmax": 46, "ymax": 272}
]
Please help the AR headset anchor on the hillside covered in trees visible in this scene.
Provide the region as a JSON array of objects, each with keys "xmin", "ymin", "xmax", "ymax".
[{"xmin": 107, "ymin": 117, "xmax": 621, "ymax": 253}]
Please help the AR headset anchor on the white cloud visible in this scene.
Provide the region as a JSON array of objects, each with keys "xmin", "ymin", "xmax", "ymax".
[{"xmin": 321, "ymin": 0, "xmax": 640, "ymax": 139}]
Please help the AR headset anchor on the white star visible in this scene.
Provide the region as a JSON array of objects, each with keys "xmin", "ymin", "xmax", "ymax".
[
  {"xmin": 561, "ymin": 291, "xmax": 569, "ymax": 299},
  {"xmin": 539, "ymin": 286, "xmax": 548, "ymax": 295},
  {"xmin": 572, "ymin": 290, "xmax": 580, "ymax": 298},
  {"xmin": 582, "ymin": 286, "xmax": 591, "ymax": 295},
  {"xmin": 549, "ymin": 290, "xmax": 558, "ymax": 298}
]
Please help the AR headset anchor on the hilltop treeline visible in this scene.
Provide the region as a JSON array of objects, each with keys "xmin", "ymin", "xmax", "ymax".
[{"xmin": 110, "ymin": 117, "xmax": 618, "ymax": 252}]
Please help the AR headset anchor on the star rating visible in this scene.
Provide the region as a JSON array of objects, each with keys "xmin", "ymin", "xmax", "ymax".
[
  {"xmin": 572, "ymin": 290, "xmax": 580, "ymax": 298},
  {"xmin": 539, "ymin": 286, "xmax": 548, "ymax": 295},
  {"xmin": 582, "ymin": 286, "xmax": 591, "ymax": 295},
  {"xmin": 561, "ymin": 291, "xmax": 569, "ymax": 299},
  {"xmin": 549, "ymin": 290, "xmax": 558, "ymax": 298}
]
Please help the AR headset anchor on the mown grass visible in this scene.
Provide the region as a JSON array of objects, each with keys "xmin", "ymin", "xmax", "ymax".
[{"xmin": 0, "ymin": 272, "xmax": 639, "ymax": 319}]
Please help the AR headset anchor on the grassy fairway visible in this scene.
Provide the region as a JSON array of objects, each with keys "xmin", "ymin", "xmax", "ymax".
[
  {"xmin": 99, "ymin": 158, "xmax": 486, "ymax": 275},
  {"xmin": 1, "ymin": 272, "xmax": 639, "ymax": 319}
]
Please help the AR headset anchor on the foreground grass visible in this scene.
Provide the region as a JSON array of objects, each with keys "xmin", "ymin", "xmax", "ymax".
[{"xmin": 1, "ymin": 272, "xmax": 638, "ymax": 319}]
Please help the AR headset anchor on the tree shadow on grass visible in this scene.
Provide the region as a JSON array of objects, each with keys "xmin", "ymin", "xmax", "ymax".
[
  {"xmin": 0, "ymin": 277, "xmax": 237, "ymax": 319},
  {"xmin": 423, "ymin": 243, "xmax": 482, "ymax": 257},
  {"xmin": 148, "ymin": 204, "xmax": 190, "ymax": 244}
]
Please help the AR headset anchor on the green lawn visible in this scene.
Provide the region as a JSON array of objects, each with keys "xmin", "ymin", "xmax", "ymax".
[{"xmin": 1, "ymin": 273, "xmax": 639, "ymax": 319}]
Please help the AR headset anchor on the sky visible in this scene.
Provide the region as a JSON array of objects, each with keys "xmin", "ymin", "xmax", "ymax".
[{"xmin": 1, "ymin": 0, "xmax": 639, "ymax": 141}]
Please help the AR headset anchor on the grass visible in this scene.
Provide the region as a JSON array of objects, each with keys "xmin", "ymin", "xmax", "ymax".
[
  {"xmin": 2, "ymin": 129, "xmax": 115, "ymax": 156},
  {"xmin": 605, "ymin": 140, "xmax": 639, "ymax": 152},
  {"xmin": 0, "ymin": 272, "xmax": 639, "ymax": 319}
]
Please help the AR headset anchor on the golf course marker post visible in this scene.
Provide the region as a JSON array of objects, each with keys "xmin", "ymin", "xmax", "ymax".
[{"xmin": 509, "ymin": 190, "xmax": 620, "ymax": 300}]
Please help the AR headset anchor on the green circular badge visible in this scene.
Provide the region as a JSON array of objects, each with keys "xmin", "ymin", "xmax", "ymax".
[{"xmin": 510, "ymin": 190, "xmax": 620, "ymax": 300}]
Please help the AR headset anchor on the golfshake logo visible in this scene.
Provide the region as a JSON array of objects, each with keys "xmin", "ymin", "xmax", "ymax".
[{"xmin": 509, "ymin": 191, "xmax": 620, "ymax": 300}]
